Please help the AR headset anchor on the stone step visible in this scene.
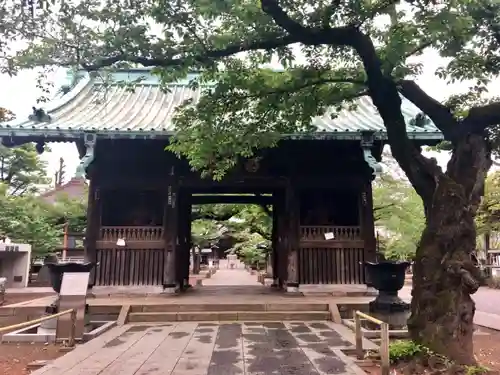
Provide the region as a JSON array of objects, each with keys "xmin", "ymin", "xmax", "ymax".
[
  {"xmin": 128, "ymin": 310, "xmax": 331, "ymax": 322},
  {"xmin": 129, "ymin": 303, "xmax": 329, "ymax": 313}
]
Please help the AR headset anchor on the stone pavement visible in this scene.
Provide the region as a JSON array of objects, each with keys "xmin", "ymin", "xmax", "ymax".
[
  {"xmin": 32, "ymin": 322, "xmax": 366, "ymax": 375},
  {"xmin": 203, "ymin": 266, "xmax": 261, "ymax": 287}
]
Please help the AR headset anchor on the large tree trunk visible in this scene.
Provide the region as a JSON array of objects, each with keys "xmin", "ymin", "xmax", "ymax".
[
  {"xmin": 408, "ymin": 134, "xmax": 491, "ymax": 365},
  {"xmin": 343, "ymin": 28, "xmax": 491, "ymax": 364}
]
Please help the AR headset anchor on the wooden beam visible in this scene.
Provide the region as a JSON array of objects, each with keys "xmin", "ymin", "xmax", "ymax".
[
  {"xmin": 180, "ymin": 176, "xmax": 288, "ymax": 188},
  {"xmin": 84, "ymin": 179, "xmax": 100, "ymax": 288},
  {"xmin": 299, "ymin": 240, "xmax": 365, "ymax": 249},
  {"xmin": 117, "ymin": 305, "xmax": 130, "ymax": 326},
  {"xmin": 191, "ymin": 195, "xmax": 273, "ymax": 205},
  {"xmin": 361, "ymin": 181, "xmax": 376, "ymax": 266}
]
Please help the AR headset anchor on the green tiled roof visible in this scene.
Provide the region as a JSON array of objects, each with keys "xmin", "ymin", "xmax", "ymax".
[{"xmin": 1, "ymin": 69, "xmax": 443, "ymax": 141}]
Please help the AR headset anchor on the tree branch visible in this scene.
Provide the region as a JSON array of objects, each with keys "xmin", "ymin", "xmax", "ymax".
[
  {"xmin": 386, "ymin": 41, "xmax": 433, "ymax": 74},
  {"xmin": 258, "ymin": 0, "xmax": 441, "ymax": 205},
  {"xmin": 260, "ymin": 0, "xmax": 358, "ymax": 49},
  {"xmin": 82, "ymin": 34, "xmax": 300, "ymax": 71},
  {"xmin": 460, "ymin": 102, "xmax": 500, "ymax": 134},
  {"xmin": 374, "ymin": 203, "xmax": 395, "ymax": 212},
  {"xmin": 191, "ymin": 211, "xmax": 235, "ymax": 221},
  {"xmin": 260, "ymin": 0, "xmax": 315, "ymax": 37},
  {"xmin": 356, "ymin": 0, "xmax": 400, "ymax": 27},
  {"xmin": 403, "ymin": 42, "xmax": 433, "ymax": 60},
  {"xmin": 223, "ymin": 77, "xmax": 367, "ymax": 101},
  {"xmin": 398, "ymin": 80, "xmax": 457, "ymax": 139}
]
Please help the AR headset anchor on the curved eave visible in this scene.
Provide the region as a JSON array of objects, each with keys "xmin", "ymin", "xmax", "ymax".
[
  {"xmin": 0, "ymin": 127, "xmax": 443, "ymax": 144},
  {"xmin": 5, "ymin": 73, "xmax": 93, "ymax": 130},
  {"xmin": 0, "ymin": 69, "xmax": 443, "ymax": 144}
]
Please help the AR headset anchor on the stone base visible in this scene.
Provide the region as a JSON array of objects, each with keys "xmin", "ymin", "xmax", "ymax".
[
  {"xmin": 86, "ymin": 291, "xmax": 95, "ymax": 299},
  {"xmin": 162, "ymin": 287, "xmax": 177, "ymax": 295},
  {"xmin": 286, "ymin": 285, "xmax": 300, "ymax": 293},
  {"xmin": 162, "ymin": 284, "xmax": 178, "ymax": 295},
  {"xmin": 369, "ymin": 292, "xmax": 410, "ymax": 313},
  {"xmin": 368, "ymin": 309, "xmax": 410, "ymax": 328}
]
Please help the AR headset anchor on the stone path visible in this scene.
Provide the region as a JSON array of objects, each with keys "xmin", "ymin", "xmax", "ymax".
[
  {"xmin": 203, "ymin": 267, "xmax": 261, "ymax": 287},
  {"xmin": 33, "ymin": 322, "xmax": 366, "ymax": 375}
]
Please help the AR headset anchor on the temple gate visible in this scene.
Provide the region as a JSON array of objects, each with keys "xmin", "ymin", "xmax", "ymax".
[{"xmin": 0, "ymin": 69, "xmax": 443, "ymax": 292}]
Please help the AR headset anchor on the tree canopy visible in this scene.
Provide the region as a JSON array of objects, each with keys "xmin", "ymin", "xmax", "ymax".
[
  {"xmin": 477, "ymin": 170, "xmax": 500, "ymax": 236},
  {"xmin": 0, "ymin": 144, "xmax": 51, "ymax": 195},
  {"xmin": 0, "ymin": 107, "xmax": 14, "ymax": 122},
  {"xmin": 0, "ymin": 109, "xmax": 49, "ymax": 195},
  {"xmin": 191, "ymin": 203, "xmax": 271, "ymax": 267},
  {"xmin": 374, "ymin": 171, "xmax": 425, "ymax": 261},
  {"xmin": 3, "ymin": 0, "xmax": 500, "ymax": 365},
  {"xmin": 0, "ymin": 107, "xmax": 85, "ymax": 254},
  {"xmin": 0, "ymin": 185, "xmax": 87, "ymax": 257}
]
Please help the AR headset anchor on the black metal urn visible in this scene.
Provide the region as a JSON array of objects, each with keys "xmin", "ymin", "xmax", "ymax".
[
  {"xmin": 364, "ymin": 261, "xmax": 410, "ymax": 312},
  {"xmin": 45, "ymin": 262, "xmax": 96, "ymax": 294}
]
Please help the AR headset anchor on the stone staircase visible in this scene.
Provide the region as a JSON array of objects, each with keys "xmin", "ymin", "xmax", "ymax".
[{"xmin": 127, "ymin": 302, "xmax": 331, "ymax": 322}]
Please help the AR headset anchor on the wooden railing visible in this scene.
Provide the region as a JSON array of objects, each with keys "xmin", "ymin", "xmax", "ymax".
[
  {"xmin": 97, "ymin": 226, "xmax": 164, "ymax": 249},
  {"xmin": 0, "ymin": 309, "xmax": 77, "ymax": 347},
  {"xmin": 300, "ymin": 226, "xmax": 361, "ymax": 241},
  {"xmin": 354, "ymin": 311, "xmax": 390, "ymax": 375}
]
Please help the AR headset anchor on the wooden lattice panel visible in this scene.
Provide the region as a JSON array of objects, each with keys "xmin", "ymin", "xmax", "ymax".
[
  {"xmin": 298, "ymin": 247, "xmax": 365, "ymax": 284},
  {"xmin": 95, "ymin": 248, "xmax": 164, "ymax": 286}
]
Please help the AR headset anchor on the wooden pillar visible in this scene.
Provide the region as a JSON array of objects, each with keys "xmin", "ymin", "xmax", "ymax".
[
  {"xmin": 84, "ymin": 179, "xmax": 100, "ymax": 288},
  {"xmin": 275, "ymin": 190, "xmax": 287, "ymax": 289},
  {"xmin": 285, "ymin": 183, "xmax": 300, "ymax": 292},
  {"xmin": 271, "ymin": 200, "xmax": 279, "ymax": 287},
  {"xmin": 163, "ymin": 179, "xmax": 179, "ymax": 292},
  {"xmin": 176, "ymin": 190, "xmax": 185, "ymax": 290},
  {"xmin": 178, "ymin": 191, "xmax": 192, "ymax": 289},
  {"xmin": 360, "ymin": 179, "xmax": 376, "ymax": 283}
]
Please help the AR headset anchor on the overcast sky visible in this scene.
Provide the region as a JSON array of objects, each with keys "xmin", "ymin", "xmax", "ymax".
[{"xmin": 0, "ymin": 49, "xmax": 499, "ymax": 184}]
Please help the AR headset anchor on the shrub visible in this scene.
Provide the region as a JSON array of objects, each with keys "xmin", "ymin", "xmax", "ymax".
[{"xmin": 389, "ymin": 340, "xmax": 428, "ymax": 363}]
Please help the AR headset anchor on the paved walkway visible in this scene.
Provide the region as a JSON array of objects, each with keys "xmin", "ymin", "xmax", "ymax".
[
  {"xmin": 203, "ymin": 266, "xmax": 262, "ymax": 287},
  {"xmin": 33, "ymin": 322, "xmax": 366, "ymax": 375}
]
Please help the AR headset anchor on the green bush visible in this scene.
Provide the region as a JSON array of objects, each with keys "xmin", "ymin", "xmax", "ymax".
[
  {"xmin": 464, "ymin": 365, "xmax": 490, "ymax": 375},
  {"xmin": 388, "ymin": 340, "xmax": 428, "ymax": 363},
  {"xmin": 389, "ymin": 340, "xmax": 489, "ymax": 374}
]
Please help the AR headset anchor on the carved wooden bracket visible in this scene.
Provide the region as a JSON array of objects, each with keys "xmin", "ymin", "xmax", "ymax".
[
  {"xmin": 75, "ymin": 133, "xmax": 97, "ymax": 178},
  {"xmin": 360, "ymin": 131, "xmax": 382, "ymax": 179}
]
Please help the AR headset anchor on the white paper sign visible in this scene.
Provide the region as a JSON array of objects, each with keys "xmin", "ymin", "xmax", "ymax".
[
  {"xmin": 60, "ymin": 272, "xmax": 90, "ymax": 296},
  {"xmin": 324, "ymin": 232, "xmax": 335, "ymax": 240}
]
